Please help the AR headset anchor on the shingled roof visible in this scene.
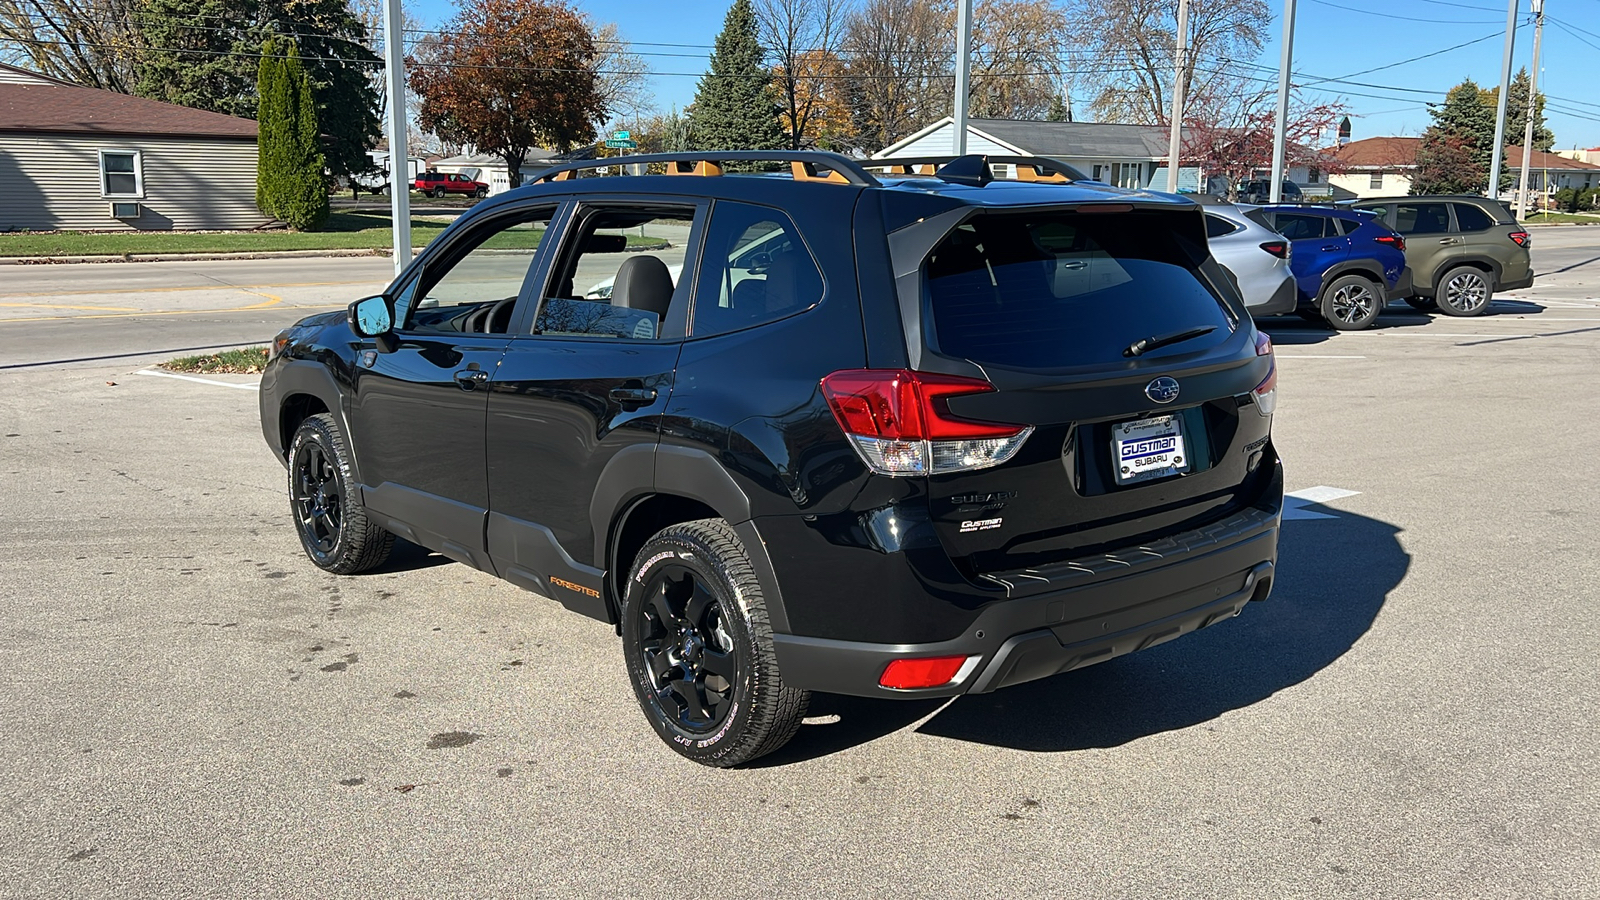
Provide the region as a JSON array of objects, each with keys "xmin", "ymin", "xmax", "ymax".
[
  {"xmin": 0, "ymin": 80, "xmax": 256, "ymax": 139},
  {"xmin": 1332, "ymin": 137, "xmax": 1421, "ymax": 170}
]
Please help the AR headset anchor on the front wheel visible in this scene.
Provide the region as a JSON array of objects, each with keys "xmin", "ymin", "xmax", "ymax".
[
  {"xmin": 1437, "ymin": 266, "xmax": 1493, "ymax": 317},
  {"xmin": 474, "ymin": 188, "xmax": 487, "ymax": 198},
  {"xmin": 1320, "ymin": 274, "xmax": 1382, "ymax": 330},
  {"xmin": 622, "ymin": 519, "xmax": 809, "ymax": 767},
  {"xmin": 287, "ymin": 413, "xmax": 394, "ymax": 574}
]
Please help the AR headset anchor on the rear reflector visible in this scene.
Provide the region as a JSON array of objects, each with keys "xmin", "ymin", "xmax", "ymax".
[
  {"xmin": 1374, "ymin": 233, "xmax": 1406, "ymax": 252},
  {"xmin": 1509, "ymin": 231, "xmax": 1530, "ymax": 247},
  {"xmin": 880, "ymin": 656, "xmax": 971, "ymax": 690},
  {"xmin": 1259, "ymin": 241, "xmax": 1289, "ymax": 259},
  {"xmin": 821, "ymin": 369, "xmax": 1033, "ymax": 476},
  {"xmin": 1253, "ymin": 331, "xmax": 1276, "ymax": 416}
]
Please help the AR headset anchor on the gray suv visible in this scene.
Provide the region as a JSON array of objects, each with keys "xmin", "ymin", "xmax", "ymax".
[{"xmin": 1350, "ymin": 196, "xmax": 1532, "ymax": 316}]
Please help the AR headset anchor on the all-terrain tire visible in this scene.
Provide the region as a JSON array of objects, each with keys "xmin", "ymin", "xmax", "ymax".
[
  {"xmin": 286, "ymin": 413, "xmax": 395, "ymax": 574},
  {"xmin": 622, "ymin": 518, "xmax": 808, "ymax": 767}
]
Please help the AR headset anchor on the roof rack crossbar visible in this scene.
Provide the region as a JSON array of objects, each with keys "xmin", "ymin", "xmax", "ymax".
[
  {"xmin": 864, "ymin": 154, "xmax": 1090, "ymax": 185},
  {"xmin": 532, "ymin": 151, "xmax": 880, "ymax": 186}
]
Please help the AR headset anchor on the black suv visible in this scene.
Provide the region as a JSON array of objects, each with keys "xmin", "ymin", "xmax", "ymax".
[{"xmin": 261, "ymin": 152, "xmax": 1283, "ymax": 766}]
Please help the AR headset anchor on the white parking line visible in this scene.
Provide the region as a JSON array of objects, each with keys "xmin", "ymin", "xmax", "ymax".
[
  {"xmin": 135, "ymin": 369, "xmax": 261, "ymax": 391},
  {"xmin": 1276, "ymin": 354, "xmax": 1367, "ymax": 359},
  {"xmin": 1283, "ymin": 486, "xmax": 1362, "ymax": 521}
]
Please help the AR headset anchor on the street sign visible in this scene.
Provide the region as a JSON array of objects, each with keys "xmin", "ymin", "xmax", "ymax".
[
  {"xmin": 611, "ymin": 130, "xmax": 631, "ymax": 140},
  {"xmin": 604, "ymin": 139, "xmax": 638, "ymax": 149}
]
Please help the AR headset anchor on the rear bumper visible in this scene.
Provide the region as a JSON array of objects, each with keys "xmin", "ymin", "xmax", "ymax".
[
  {"xmin": 1249, "ymin": 275, "xmax": 1299, "ymax": 316},
  {"xmin": 1500, "ymin": 270, "xmax": 1534, "ymax": 291},
  {"xmin": 771, "ymin": 468, "xmax": 1283, "ymax": 698},
  {"xmin": 1391, "ymin": 267, "xmax": 1413, "ymax": 299}
]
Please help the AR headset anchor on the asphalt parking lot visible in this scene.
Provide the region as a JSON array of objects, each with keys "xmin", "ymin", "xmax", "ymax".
[{"xmin": 1, "ymin": 230, "xmax": 1597, "ymax": 897}]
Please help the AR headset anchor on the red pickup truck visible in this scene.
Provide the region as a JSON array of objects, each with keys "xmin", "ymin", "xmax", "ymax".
[{"xmin": 414, "ymin": 171, "xmax": 489, "ymax": 198}]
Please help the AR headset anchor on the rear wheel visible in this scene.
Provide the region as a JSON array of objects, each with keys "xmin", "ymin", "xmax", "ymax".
[
  {"xmin": 287, "ymin": 413, "xmax": 394, "ymax": 574},
  {"xmin": 1320, "ymin": 274, "xmax": 1382, "ymax": 330},
  {"xmin": 430, "ymin": 187, "xmax": 446, "ymax": 199},
  {"xmin": 474, "ymin": 187, "xmax": 487, "ymax": 198},
  {"xmin": 1437, "ymin": 266, "xmax": 1492, "ymax": 317},
  {"xmin": 1404, "ymin": 296, "xmax": 1438, "ymax": 311},
  {"xmin": 622, "ymin": 519, "xmax": 808, "ymax": 767}
]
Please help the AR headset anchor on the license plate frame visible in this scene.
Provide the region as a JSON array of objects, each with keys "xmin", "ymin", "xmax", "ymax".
[{"xmin": 1111, "ymin": 414, "xmax": 1190, "ymax": 485}]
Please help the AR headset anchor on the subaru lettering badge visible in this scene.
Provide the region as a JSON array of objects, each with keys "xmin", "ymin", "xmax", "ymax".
[{"xmin": 1145, "ymin": 376, "xmax": 1180, "ymax": 404}]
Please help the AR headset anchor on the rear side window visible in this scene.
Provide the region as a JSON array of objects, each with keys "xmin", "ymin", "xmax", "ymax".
[
  {"xmin": 1205, "ymin": 214, "xmax": 1240, "ymax": 238},
  {"xmin": 692, "ymin": 202, "xmax": 823, "ymax": 337},
  {"xmin": 1273, "ymin": 213, "xmax": 1332, "ymax": 240},
  {"xmin": 1453, "ymin": 203, "xmax": 1495, "ymax": 232},
  {"xmin": 924, "ymin": 211, "xmax": 1234, "ymax": 369},
  {"xmin": 1395, "ymin": 203, "xmax": 1451, "ymax": 235}
]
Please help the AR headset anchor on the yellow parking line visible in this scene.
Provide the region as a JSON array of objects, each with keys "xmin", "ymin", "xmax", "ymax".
[
  {"xmin": 0, "ymin": 302, "xmax": 142, "ymax": 311},
  {"xmin": 0, "ymin": 280, "xmax": 381, "ymax": 299},
  {"xmin": 0, "ymin": 297, "xmax": 348, "ymax": 324}
]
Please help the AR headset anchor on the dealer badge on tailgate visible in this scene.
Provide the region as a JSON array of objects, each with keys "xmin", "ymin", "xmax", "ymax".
[{"xmin": 1113, "ymin": 414, "xmax": 1190, "ymax": 484}]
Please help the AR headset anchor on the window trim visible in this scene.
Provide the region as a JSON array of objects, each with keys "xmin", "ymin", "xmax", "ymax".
[
  {"xmin": 1369, "ymin": 171, "xmax": 1384, "ymax": 190},
  {"xmin": 99, "ymin": 149, "xmax": 143, "ymax": 199},
  {"xmin": 391, "ymin": 201, "xmax": 562, "ymax": 334}
]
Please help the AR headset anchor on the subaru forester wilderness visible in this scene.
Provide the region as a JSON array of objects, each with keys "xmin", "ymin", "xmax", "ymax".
[{"xmin": 260, "ymin": 152, "xmax": 1283, "ymax": 766}]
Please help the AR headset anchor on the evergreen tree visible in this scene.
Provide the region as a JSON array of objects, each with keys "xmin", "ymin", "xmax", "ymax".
[
  {"xmin": 1045, "ymin": 93, "xmax": 1071, "ymax": 122},
  {"xmin": 256, "ymin": 38, "xmax": 329, "ymax": 231},
  {"xmin": 1481, "ymin": 68, "xmax": 1555, "ymax": 152},
  {"xmin": 689, "ymin": 0, "xmax": 784, "ymax": 153},
  {"xmin": 1414, "ymin": 79, "xmax": 1505, "ymax": 195},
  {"xmin": 136, "ymin": 0, "xmax": 380, "ymax": 182}
]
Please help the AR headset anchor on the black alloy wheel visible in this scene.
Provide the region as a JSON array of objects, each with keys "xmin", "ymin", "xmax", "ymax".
[
  {"xmin": 285, "ymin": 414, "xmax": 394, "ymax": 574},
  {"xmin": 622, "ymin": 519, "xmax": 808, "ymax": 767}
]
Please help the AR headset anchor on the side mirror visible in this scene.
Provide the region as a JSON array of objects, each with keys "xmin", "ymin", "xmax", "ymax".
[{"xmin": 348, "ymin": 295, "xmax": 393, "ymax": 337}]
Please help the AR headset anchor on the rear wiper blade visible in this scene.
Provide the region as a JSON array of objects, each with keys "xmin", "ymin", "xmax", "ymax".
[{"xmin": 1123, "ymin": 326, "xmax": 1217, "ymax": 358}]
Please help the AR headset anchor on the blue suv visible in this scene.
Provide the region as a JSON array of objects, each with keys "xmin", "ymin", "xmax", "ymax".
[{"xmin": 1246, "ymin": 206, "xmax": 1410, "ymax": 330}]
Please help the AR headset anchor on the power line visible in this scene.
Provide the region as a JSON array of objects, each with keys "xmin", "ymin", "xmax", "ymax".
[
  {"xmin": 1304, "ymin": 29, "xmax": 1506, "ymax": 85},
  {"xmin": 1302, "ymin": 0, "xmax": 1507, "ymax": 24}
]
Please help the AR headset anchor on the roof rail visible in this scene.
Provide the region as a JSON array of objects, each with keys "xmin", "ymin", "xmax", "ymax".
[
  {"xmin": 864, "ymin": 154, "xmax": 1089, "ymax": 185},
  {"xmin": 531, "ymin": 151, "xmax": 880, "ymax": 186}
]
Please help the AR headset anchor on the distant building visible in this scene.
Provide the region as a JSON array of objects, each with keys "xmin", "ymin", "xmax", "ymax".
[
  {"xmin": 1503, "ymin": 146, "xmax": 1600, "ymax": 205},
  {"xmin": 0, "ymin": 62, "xmax": 263, "ymax": 231},
  {"xmin": 1328, "ymin": 137, "xmax": 1420, "ymax": 199}
]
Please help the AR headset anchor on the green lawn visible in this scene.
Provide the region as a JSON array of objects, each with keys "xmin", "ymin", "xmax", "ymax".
[
  {"xmin": 1521, "ymin": 211, "xmax": 1600, "ymax": 225},
  {"xmin": 162, "ymin": 347, "xmax": 271, "ymax": 374},
  {"xmin": 0, "ymin": 212, "xmax": 667, "ymax": 257}
]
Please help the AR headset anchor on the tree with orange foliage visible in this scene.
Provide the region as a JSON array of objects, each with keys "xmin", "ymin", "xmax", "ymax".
[
  {"xmin": 409, "ymin": 0, "xmax": 606, "ymax": 188},
  {"xmin": 773, "ymin": 51, "xmax": 854, "ymax": 150}
]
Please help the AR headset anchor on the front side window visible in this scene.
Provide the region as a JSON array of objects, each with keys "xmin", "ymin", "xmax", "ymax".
[
  {"xmin": 1394, "ymin": 203, "xmax": 1451, "ymax": 235},
  {"xmin": 100, "ymin": 151, "xmax": 141, "ymax": 197},
  {"xmin": 692, "ymin": 202, "xmax": 823, "ymax": 338},
  {"xmin": 924, "ymin": 211, "xmax": 1233, "ymax": 369},
  {"xmin": 398, "ymin": 207, "xmax": 553, "ymax": 334},
  {"xmin": 534, "ymin": 205, "xmax": 695, "ymax": 340}
]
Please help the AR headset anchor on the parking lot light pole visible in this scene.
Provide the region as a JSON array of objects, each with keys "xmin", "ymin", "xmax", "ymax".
[
  {"xmin": 953, "ymin": 0, "xmax": 973, "ymax": 156},
  {"xmin": 1166, "ymin": 0, "xmax": 1190, "ymax": 193},
  {"xmin": 382, "ymin": 0, "xmax": 410, "ymax": 276},
  {"xmin": 1516, "ymin": 0, "xmax": 1545, "ymax": 220},
  {"xmin": 1488, "ymin": 0, "xmax": 1519, "ymax": 201},
  {"xmin": 1268, "ymin": 0, "xmax": 1297, "ymax": 204}
]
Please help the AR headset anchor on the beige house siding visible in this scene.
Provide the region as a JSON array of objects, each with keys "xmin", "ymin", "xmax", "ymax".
[
  {"xmin": 0, "ymin": 133, "xmax": 264, "ymax": 230},
  {"xmin": 1329, "ymin": 170, "xmax": 1414, "ymax": 199},
  {"xmin": 0, "ymin": 68, "xmax": 55, "ymax": 85}
]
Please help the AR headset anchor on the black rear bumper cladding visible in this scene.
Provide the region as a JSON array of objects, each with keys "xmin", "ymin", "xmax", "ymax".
[{"xmin": 771, "ymin": 480, "xmax": 1282, "ymax": 698}]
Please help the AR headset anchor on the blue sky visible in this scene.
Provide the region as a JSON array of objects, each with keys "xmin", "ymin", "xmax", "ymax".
[{"xmin": 409, "ymin": 0, "xmax": 1600, "ymax": 150}]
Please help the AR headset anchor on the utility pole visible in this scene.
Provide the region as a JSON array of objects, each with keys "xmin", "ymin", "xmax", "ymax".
[
  {"xmin": 382, "ymin": 0, "xmax": 410, "ymax": 276},
  {"xmin": 1268, "ymin": 0, "xmax": 1297, "ymax": 203},
  {"xmin": 953, "ymin": 0, "xmax": 973, "ymax": 155},
  {"xmin": 1488, "ymin": 0, "xmax": 1519, "ymax": 200},
  {"xmin": 1166, "ymin": 0, "xmax": 1190, "ymax": 193},
  {"xmin": 1516, "ymin": 0, "xmax": 1545, "ymax": 219}
]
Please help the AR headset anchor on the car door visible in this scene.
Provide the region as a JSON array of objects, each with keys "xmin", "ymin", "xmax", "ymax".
[
  {"xmin": 1272, "ymin": 211, "xmax": 1346, "ymax": 300},
  {"xmin": 1390, "ymin": 201, "xmax": 1454, "ymax": 293},
  {"xmin": 484, "ymin": 197, "xmax": 706, "ymax": 616},
  {"xmin": 345, "ymin": 203, "xmax": 558, "ymax": 570}
]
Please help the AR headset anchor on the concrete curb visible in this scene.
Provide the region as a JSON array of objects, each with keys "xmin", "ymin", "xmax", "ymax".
[{"xmin": 0, "ymin": 248, "xmax": 427, "ymax": 265}]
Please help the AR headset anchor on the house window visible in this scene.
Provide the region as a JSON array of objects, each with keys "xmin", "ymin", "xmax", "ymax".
[
  {"xmin": 1092, "ymin": 164, "xmax": 1104, "ymax": 181},
  {"xmin": 1308, "ymin": 167, "xmax": 1320, "ymax": 183},
  {"xmin": 100, "ymin": 150, "xmax": 143, "ymax": 197},
  {"xmin": 1117, "ymin": 162, "xmax": 1142, "ymax": 188},
  {"xmin": 1369, "ymin": 172, "xmax": 1384, "ymax": 190}
]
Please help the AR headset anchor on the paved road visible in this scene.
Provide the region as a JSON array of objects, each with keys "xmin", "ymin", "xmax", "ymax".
[{"xmin": 0, "ymin": 228, "xmax": 1597, "ymax": 897}]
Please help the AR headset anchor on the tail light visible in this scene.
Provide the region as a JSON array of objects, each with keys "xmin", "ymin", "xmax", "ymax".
[
  {"xmin": 1374, "ymin": 234, "xmax": 1406, "ymax": 252},
  {"xmin": 880, "ymin": 655, "xmax": 977, "ymax": 690},
  {"xmin": 820, "ymin": 369, "xmax": 1034, "ymax": 476},
  {"xmin": 1252, "ymin": 331, "xmax": 1276, "ymax": 416},
  {"xmin": 1508, "ymin": 231, "xmax": 1530, "ymax": 248},
  {"xmin": 1259, "ymin": 241, "xmax": 1289, "ymax": 259}
]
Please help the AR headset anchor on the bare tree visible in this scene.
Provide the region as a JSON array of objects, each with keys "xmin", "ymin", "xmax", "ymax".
[
  {"xmin": 588, "ymin": 20, "xmax": 655, "ymax": 127},
  {"xmin": 969, "ymin": 0, "xmax": 1071, "ymax": 120},
  {"xmin": 839, "ymin": 0, "xmax": 953, "ymax": 153},
  {"xmin": 757, "ymin": 0, "xmax": 848, "ymax": 149},
  {"xmin": 0, "ymin": 0, "xmax": 141, "ymax": 91},
  {"xmin": 1066, "ymin": 0, "xmax": 1269, "ymax": 124}
]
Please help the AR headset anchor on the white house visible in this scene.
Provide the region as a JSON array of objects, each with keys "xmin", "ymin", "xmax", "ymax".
[
  {"xmin": 1328, "ymin": 136, "xmax": 1419, "ymax": 199},
  {"xmin": 0, "ymin": 62, "xmax": 262, "ymax": 231},
  {"xmin": 875, "ymin": 117, "xmax": 1328, "ymax": 195},
  {"xmin": 1503, "ymin": 146, "xmax": 1600, "ymax": 206}
]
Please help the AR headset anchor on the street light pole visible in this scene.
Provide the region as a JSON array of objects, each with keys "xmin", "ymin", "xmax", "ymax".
[
  {"xmin": 1516, "ymin": 0, "xmax": 1545, "ymax": 220},
  {"xmin": 382, "ymin": 0, "xmax": 410, "ymax": 276},
  {"xmin": 953, "ymin": 0, "xmax": 973, "ymax": 155},
  {"xmin": 1166, "ymin": 0, "xmax": 1190, "ymax": 193},
  {"xmin": 1268, "ymin": 0, "xmax": 1297, "ymax": 204},
  {"xmin": 1488, "ymin": 0, "xmax": 1519, "ymax": 200}
]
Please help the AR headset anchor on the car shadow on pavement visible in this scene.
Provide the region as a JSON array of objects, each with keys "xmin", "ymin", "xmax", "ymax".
[
  {"xmin": 1258, "ymin": 299, "xmax": 1545, "ymax": 346},
  {"xmin": 915, "ymin": 508, "xmax": 1408, "ymax": 752},
  {"xmin": 368, "ymin": 538, "xmax": 455, "ymax": 574}
]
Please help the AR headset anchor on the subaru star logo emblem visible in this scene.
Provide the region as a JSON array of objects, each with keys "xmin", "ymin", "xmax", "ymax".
[{"xmin": 1145, "ymin": 376, "xmax": 1180, "ymax": 404}]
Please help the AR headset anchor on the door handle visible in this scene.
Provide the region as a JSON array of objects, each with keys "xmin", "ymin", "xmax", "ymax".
[
  {"xmin": 610, "ymin": 386, "xmax": 658, "ymax": 408},
  {"xmin": 1438, "ymin": 238, "xmax": 1459, "ymax": 245},
  {"xmin": 453, "ymin": 368, "xmax": 488, "ymax": 390},
  {"xmin": 1320, "ymin": 245, "xmax": 1340, "ymax": 251}
]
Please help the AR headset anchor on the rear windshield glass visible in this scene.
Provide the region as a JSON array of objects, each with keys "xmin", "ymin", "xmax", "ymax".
[{"xmin": 924, "ymin": 211, "xmax": 1234, "ymax": 369}]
